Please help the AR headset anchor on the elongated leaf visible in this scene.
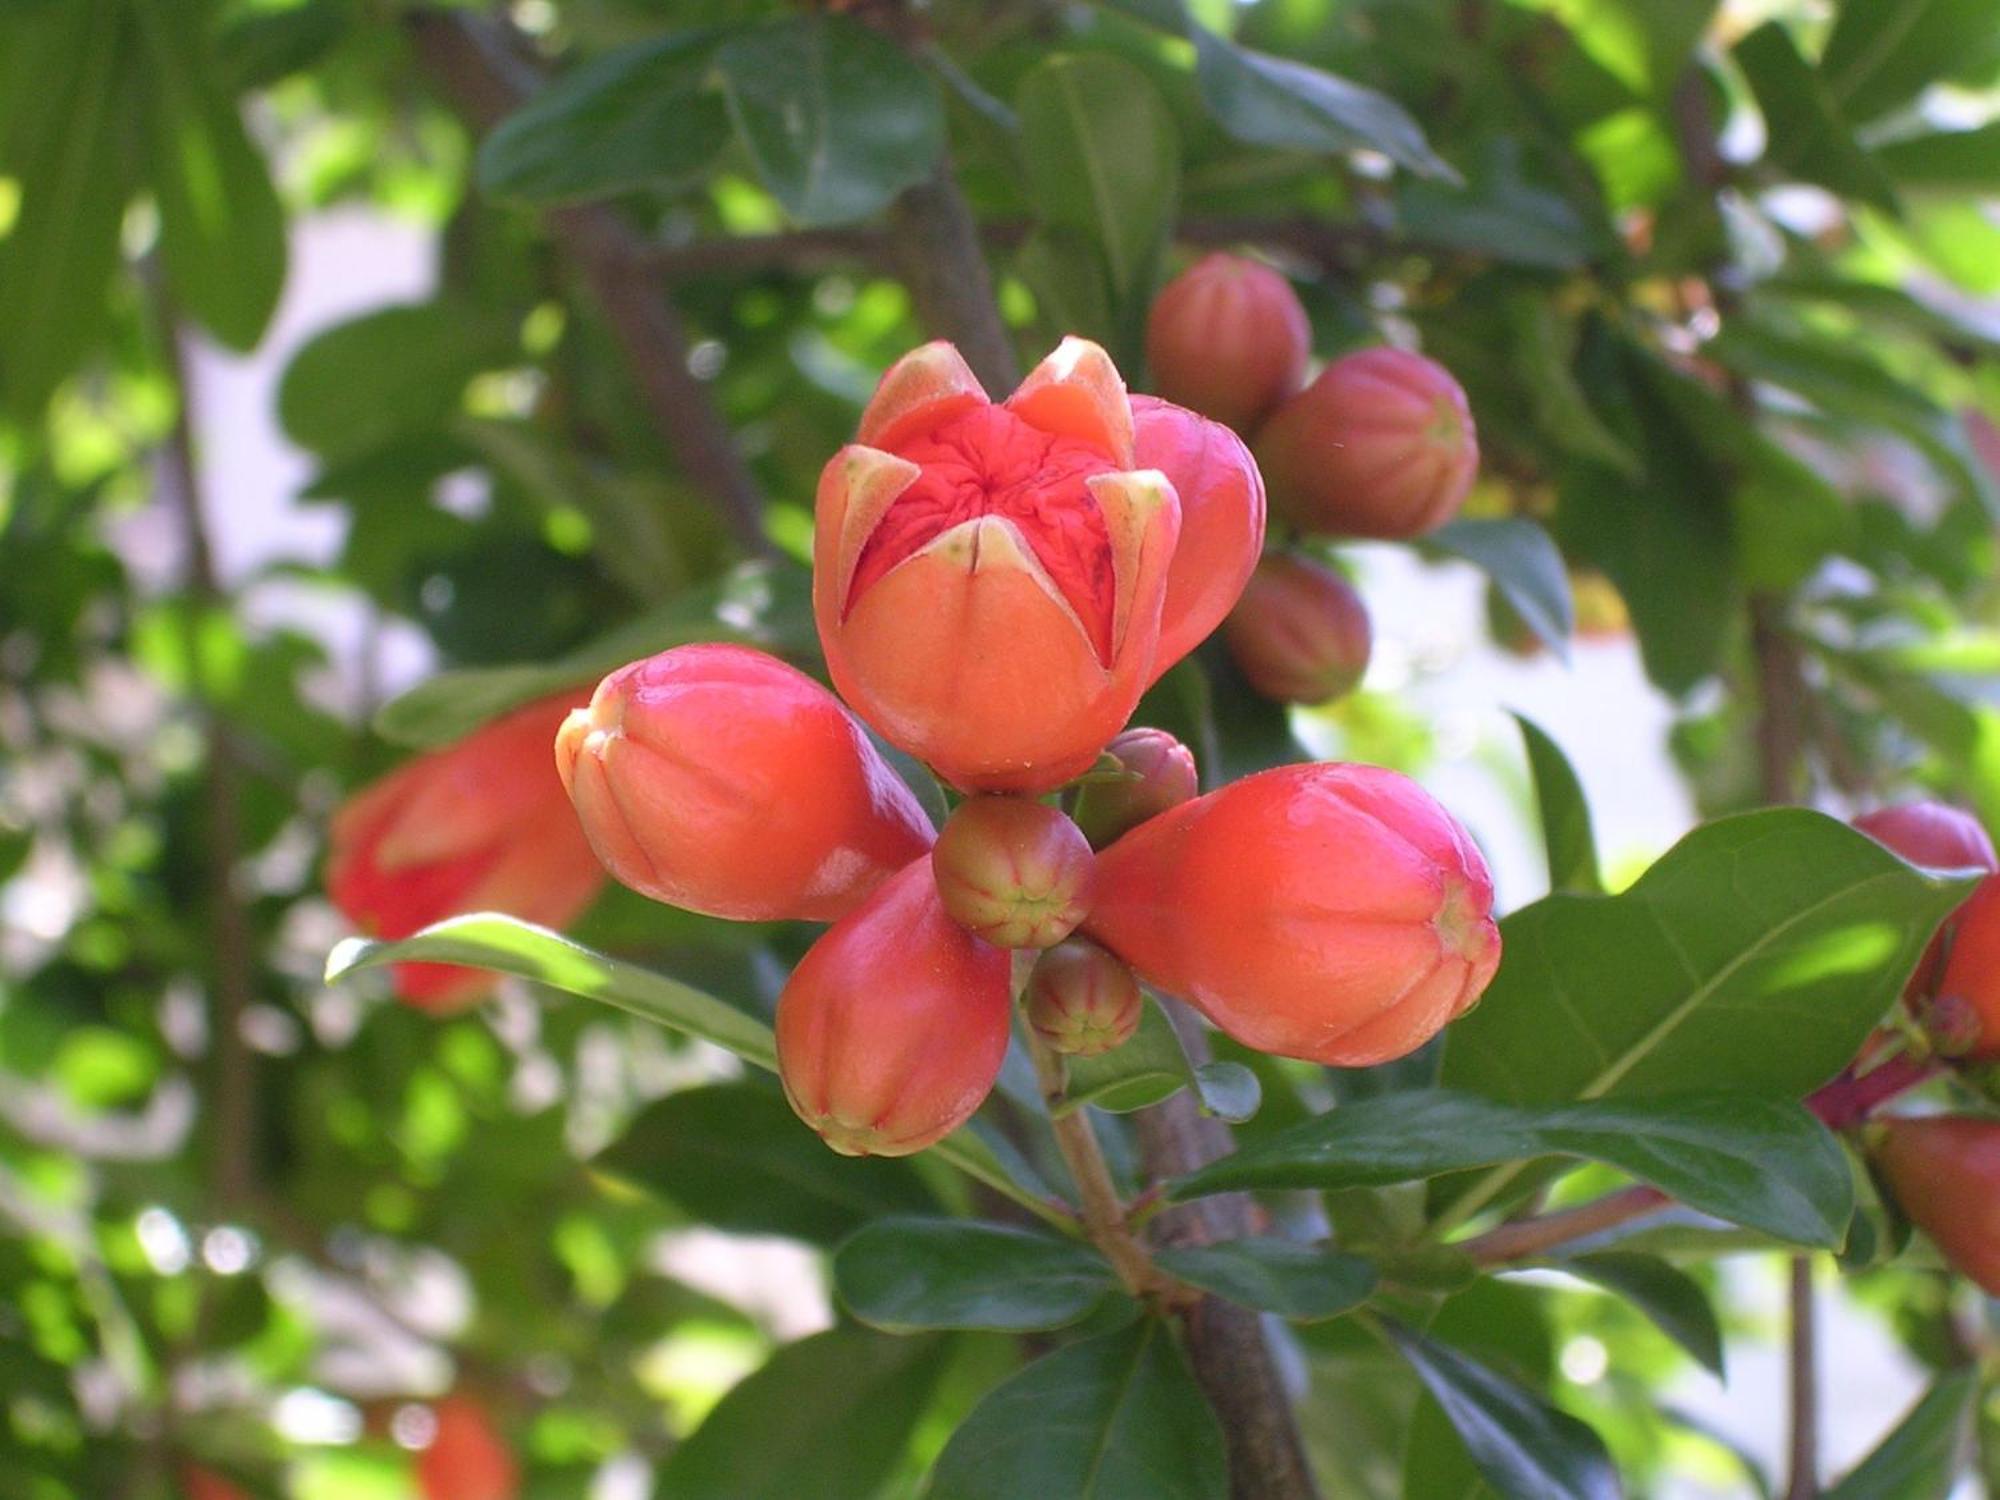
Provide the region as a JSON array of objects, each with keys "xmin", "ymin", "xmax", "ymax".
[
  {"xmin": 596, "ymin": 1083, "xmax": 936, "ymax": 1245},
  {"xmin": 1154, "ymin": 1239, "xmax": 1376, "ymax": 1322},
  {"xmin": 660, "ymin": 1327, "xmax": 952, "ymax": 1500},
  {"xmin": 132, "ymin": 0, "xmax": 286, "ymax": 351},
  {"xmin": 1562, "ymin": 1253, "xmax": 1723, "ymax": 1375},
  {"xmin": 1059, "ymin": 999, "xmax": 1256, "ymax": 1123},
  {"xmin": 1173, "ymin": 1089, "xmax": 1851, "ymax": 1246},
  {"xmin": 835, "ymin": 1218, "xmax": 1115, "ymax": 1333},
  {"xmin": 927, "ymin": 1320, "xmax": 1227, "ymax": 1500},
  {"xmin": 476, "ymin": 30, "xmax": 729, "ymax": 205},
  {"xmin": 1017, "ymin": 53, "xmax": 1178, "ymax": 303},
  {"xmin": 1426, "ymin": 519, "xmax": 1573, "ymax": 659},
  {"xmin": 1382, "ymin": 1321, "xmax": 1621, "ymax": 1500},
  {"xmin": 1875, "ymin": 124, "xmax": 2000, "ymax": 191},
  {"xmin": 1513, "ymin": 715, "xmax": 1602, "ymax": 895},
  {"xmin": 1441, "ymin": 809, "xmax": 1977, "ymax": 1107},
  {"xmin": 1821, "ymin": 0, "xmax": 2000, "ymax": 124},
  {"xmin": 1734, "ymin": 23, "xmax": 1896, "ymax": 212},
  {"xmin": 1825, "ymin": 1368, "xmax": 1979, "ymax": 1500},
  {"xmin": 715, "ymin": 16, "xmax": 943, "ymax": 226}
]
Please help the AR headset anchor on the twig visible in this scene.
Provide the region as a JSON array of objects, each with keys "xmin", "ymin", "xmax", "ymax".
[
  {"xmin": 1806, "ymin": 1050, "xmax": 1941, "ymax": 1131},
  {"xmin": 404, "ymin": 9, "xmax": 773, "ymax": 557},
  {"xmin": 1751, "ymin": 597, "xmax": 1808, "ymax": 805},
  {"xmin": 1783, "ymin": 1257, "xmax": 1819, "ymax": 1500},
  {"xmin": 1458, "ymin": 1186, "xmax": 1669, "ymax": 1265}
]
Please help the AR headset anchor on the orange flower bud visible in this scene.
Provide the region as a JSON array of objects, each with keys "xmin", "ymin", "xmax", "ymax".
[
  {"xmin": 1222, "ymin": 553, "xmax": 1372, "ymax": 705},
  {"xmin": 777, "ymin": 858, "xmax": 1012, "ymax": 1156},
  {"xmin": 1875, "ymin": 1116, "xmax": 2000, "ymax": 1296},
  {"xmin": 1935, "ymin": 875, "xmax": 2000, "ymax": 1062},
  {"xmin": 1256, "ymin": 348, "xmax": 1478, "ymax": 540},
  {"xmin": 555, "ymin": 644, "xmax": 933, "ymax": 923},
  {"xmin": 418, "ymin": 1396, "xmax": 519, "ymax": 1500},
  {"xmin": 932, "ymin": 796, "xmax": 1095, "ymax": 949},
  {"xmin": 1854, "ymin": 802, "xmax": 1996, "ymax": 1006},
  {"xmin": 814, "ymin": 339, "xmax": 1181, "ymax": 793},
  {"xmin": 1026, "ymin": 938, "xmax": 1142, "ymax": 1056},
  {"xmin": 327, "ymin": 693, "xmax": 605, "ymax": 1011},
  {"xmin": 1071, "ymin": 727, "xmax": 1199, "ymax": 849},
  {"xmin": 1145, "ymin": 253, "xmax": 1311, "ymax": 434},
  {"xmin": 1131, "ymin": 395, "xmax": 1267, "ymax": 682},
  {"xmin": 1084, "ymin": 763, "xmax": 1499, "ymax": 1066}
]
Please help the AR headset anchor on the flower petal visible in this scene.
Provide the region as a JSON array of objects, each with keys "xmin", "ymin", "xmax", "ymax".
[
  {"xmin": 1005, "ymin": 336, "xmax": 1134, "ymax": 464},
  {"xmin": 858, "ymin": 341, "xmax": 988, "ymax": 451}
]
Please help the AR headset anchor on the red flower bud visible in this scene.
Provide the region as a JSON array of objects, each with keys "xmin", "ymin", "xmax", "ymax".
[
  {"xmin": 1145, "ymin": 253, "xmax": 1311, "ymax": 434},
  {"xmin": 418, "ymin": 1396, "xmax": 518, "ymax": 1500},
  {"xmin": 1071, "ymin": 728, "xmax": 1199, "ymax": 849},
  {"xmin": 814, "ymin": 339, "xmax": 1181, "ymax": 793},
  {"xmin": 1875, "ymin": 1115, "xmax": 2000, "ymax": 1296},
  {"xmin": 1222, "ymin": 553, "xmax": 1372, "ymax": 705},
  {"xmin": 1255, "ymin": 348, "xmax": 1478, "ymax": 540},
  {"xmin": 1853, "ymin": 803, "xmax": 1997, "ymax": 1010},
  {"xmin": 1131, "ymin": 395, "xmax": 1267, "ymax": 682},
  {"xmin": 1083, "ymin": 763, "xmax": 1499, "ymax": 1066},
  {"xmin": 328, "ymin": 693, "xmax": 605, "ymax": 1011},
  {"xmin": 1026, "ymin": 938, "xmax": 1142, "ymax": 1056},
  {"xmin": 1935, "ymin": 874, "xmax": 2000, "ymax": 1062},
  {"xmin": 932, "ymin": 796, "xmax": 1095, "ymax": 949},
  {"xmin": 181, "ymin": 1466, "xmax": 251, "ymax": 1500},
  {"xmin": 555, "ymin": 644, "xmax": 933, "ymax": 923},
  {"xmin": 777, "ymin": 858, "xmax": 1012, "ymax": 1156}
]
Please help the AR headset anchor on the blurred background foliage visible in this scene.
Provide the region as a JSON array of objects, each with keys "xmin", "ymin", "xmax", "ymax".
[{"xmin": 3, "ymin": 0, "xmax": 2000, "ymax": 1495}]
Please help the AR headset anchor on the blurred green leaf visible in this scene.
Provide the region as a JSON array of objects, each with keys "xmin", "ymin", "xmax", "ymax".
[
  {"xmin": 1825, "ymin": 1367, "xmax": 1979, "ymax": 1500},
  {"xmin": 1562, "ymin": 1252, "xmax": 1723, "ymax": 1374},
  {"xmin": 834, "ymin": 1218, "xmax": 1116, "ymax": 1333},
  {"xmin": 1735, "ymin": 22, "xmax": 1896, "ymax": 213},
  {"xmin": 1820, "ymin": 0, "xmax": 2000, "ymax": 125},
  {"xmin": 1513, "ymin": 714, "xmax": 1602, "ymax": 895},
  {"xmin": 1153, "ymin": 1239, "xmax": 1377, "ymax": 1322},
  {"xmin": 1875, "ymin": 124, "xmax": 2000, "ymax": 192},
  {"xmin": 1425, "ymin": 518, "xmax": 1574, "ymax": 659}
]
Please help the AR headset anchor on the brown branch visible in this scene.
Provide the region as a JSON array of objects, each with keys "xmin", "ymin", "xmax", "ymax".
[
  {"xmin": 404, "ymin": 9, "xmax": 772, "ymax": 557},
  {"xmin": 1459, "ymin": 1186, "xmax": 1668, "ymax": 1265},
  {"xmin": 886, "ymin": 161, "xmax": 1020, "ymax": 393},
  {"xmin": 1783, "ymin": 1257, "xmax": 1820, "ymax": 1500}
]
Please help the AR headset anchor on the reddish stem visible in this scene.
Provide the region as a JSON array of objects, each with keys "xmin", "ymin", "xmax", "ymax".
[{"xmin": 1806, "ymin": 1052, "xmax": 1941, "ymax": 1131}]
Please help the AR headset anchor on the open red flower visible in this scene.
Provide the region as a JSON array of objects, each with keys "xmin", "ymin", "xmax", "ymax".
[
  {"xmin": 814, "ymin": 338, "xmax": 1181, "ymax": 793},
  {"xmin": 328, "ymin": 693, "xmax": 604, "ymax": 1011}
]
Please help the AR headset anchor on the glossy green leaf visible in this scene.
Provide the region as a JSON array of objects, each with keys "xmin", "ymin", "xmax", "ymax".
[
  {"xmin": 133, "ymin": 0, "xmax": 286, "ymax": 351},
  {"xmin": 476, "ymin": 30, "xmax": 730, "ymax": 205},
  {"xmin": 1562, "ymin": 1253, "xmax": 1723, "ymax": 1374},
  {"xmin": 660, "ymin": 1327, "xmax": 953, "ymax": 1500},
  {"xmin": 715, "ymin": 16, "xmax": 943, "ymax": 226},
  {"xmin": 1426, "ymin": 518, "xmax": 1574, "ymax": 659},
  {"xmin": 1382, "ymin": 1320, "xmax": 1621, "ymax": 1500},
  {"xmin": 1173, "ymin": 1089, "xmax": 1852, "ymax": 1247},
  {"xmin": 1017, "ymin": 53, "xmax": 1178, "ymax": 302},
  {"xmin": 1821, "ymin": 0, "xmax": 2000, "ymax": 124},
  {"xmin": 834, "ymin": 1218, "xmax": 1115, "ymax": 1333},
  {"xmin": 1825, "ymin": 1367, "xmax": 1979, "ymax": 1500},
  {"xmin": 1735, "ymin": 23, "xmax": 1896, "ymax": 213},
  {"xmin": 1513, "ymin": 714, "xmax": 1602, "ymax": 895},
  {"xmin": 1059, "ymin": 998, "xmax": 1258, "ymax": 1123},
  {"xmin": 1441, "ymin": 808, "xmax": 1978, "ymax": 1106},
  {"xmin": 595, "ymin": 1083, "xmax": 937, "ymax": 1245},
  {"xmin": 927, "ymin": 1320, "xmax": 1228, "ymax": 1500},
  {"xmin": 1153, "ymin": 1239, "xmax": 1377, "ymax": 1322}
]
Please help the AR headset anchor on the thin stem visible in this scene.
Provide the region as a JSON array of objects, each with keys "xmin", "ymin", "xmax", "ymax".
[
  {"xmin": 1806, "ymin": 1050, "xmax": 1941, "ymax": 1131},
  {"xmin": 1459, "ymin": 1186, "xmax": 1668, "ymax": 1265},
  {"xmin": 1783, "ymin": 1256, "xmax": 1820, "ymax": 1500}
]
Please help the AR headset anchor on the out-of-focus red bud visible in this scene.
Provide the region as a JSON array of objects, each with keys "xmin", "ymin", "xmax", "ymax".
[
  {"xmin": 555, "ymin": 644, "xmax": 933, "ymax": 923},
  {"xmin": 328, "ymin": 693, "xmax": 605, "ymax": 1011},
  {"xmin": 1936, "ymin": 875, "xmax": 2000, "ymax": 1062},
  {"xmin": 181, "ymin": 1466, "xmax": 251, "ymax": 1500},
  {"xmin": 1875, "ymin": 1115, "xmax": 2000, "ymax": 1295},
  {"xmin": 1966, "ymin": 407, "xmax": 2000, "ymax": 482},
  {"xmin": 1071, "ymin": 728, "xmax": 1199, "ymax": 849},
  {"xmin": 777, "ymin": 859, "xmax": 1012, "ymax": 1156},
  {"xmin": 931, "ymin": 796, "xmax": 1095, "ymax": 949},
  {"xmin": 1026, "ymin": 938, "xmax": 1142, "ymax": 1056},
  {"xmin": 1144, "ymin": 253, "xmax": 1311, "ymax": 434},
  {"xmin": 1130, "ymin": 395, "xmax": 1267, "ymax": 682},
  {"xmin": 1256, "ymin": 348, "xmax": 1478, "ymax": 540},
  {"xmin": 417, "ymin": 1396, "xmax": 518, "ymax": 1500},
  {"xmin": 814, "ymin": 339, "xmax": 1181, "ymax": 793},
  {"xmin": 1222, "ymin": 552, "xmax": 1372, "ymax": 705},
  {"xmin": 1084, "ymin": 763, "xmax": 1499, "ymax": 1066},
  {"xmin": 1853, "ymin": 802, "xmax": 1997, "ymax": 1006}
]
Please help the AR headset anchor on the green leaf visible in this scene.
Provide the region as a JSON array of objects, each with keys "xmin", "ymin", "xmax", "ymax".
[
  {"xmin": 1153, "ymin": 1239, "xmax": 1377, "ymax": 1322},
  {"xmin": 1058, "ymin": 998, "xmax": 1258, "ymax": 1123},
  {"xmin": 659, "ymin": 1327, "xmax": 953, "ymax": 1500},
  {"xmin": 1382, "ymin": 1320, "xmax": 1621, "ymax": 1500},
  {"xmin": 1821, "ymin": 0, "xmax": 2000, "ymax": 125},
  {"xmin": 1399, "ymin": 140, "xmax": 1601, "ymax": 270},
  {"xmin": 1017, "ymin": 53, "xmax": 1178, "ymax": 303},
  {"xmin": 132, "ymin": 0, "xmax": 286, "ymax": 351},
  {"xmin": 476, "ymin": 30, "xmax": 730, "ymax": 205},
  {"xmin": 927, "ymin": 1320, "xmax": 1228, "ymax": 1500},
  {"xmin": 1513, "ymin": 714, "xmax": 1602, "ymax": 895},
  {"xmin": 277, "ymin": 302, "xmax": 518, "ymax": 460},
  {"xmin": 834, "ymin": 1218, "xmax": 1116, "ymax": 1333},
  {"xmin": 1505, "ymin": 295, "xmax": 1641, "ymax": 478},
  {"xmin": 1425, "ymin": 519, "xmax": 1574, "ymax": 659},
  {"xmin": 595, "ymin": 1082, "xmax": 937, "ymax": 1245},
  {"xmin": 1825, "ymin": 1367, "xmax": 1979, "ymax": 1500},
  {"xmin": 0, "ymin": 0, "xmax": 136, "ymax": 417},
  {"xmin": 715, "ymin": 16, "xmax": 944, "ymax": 226},
  {"xmin": 1874, "ymin": 123, "xmax": 2000, "ymax": 191},
  {"xmin": 1192, "ymin": 1062, "xmax": 1261, "ymax": 1124},
  {"xmin": 1562, "ymin": 1253, "xmax": 1723, "ymax": 1375},
  {"xmin": 1734, "ymin": 23, "xmax": 1897, "ymax": 213},
  {"xmin": 372, "ymin": 560, "xmax": 814, "ymax": 746},
  {"xmin": 1442, "ymin": 808, "xmax": 1977, "ymax": 1107},
  {"xmin": 1173, "ymin": 1089, "xmax": 1852, "ymax": 1247}
]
